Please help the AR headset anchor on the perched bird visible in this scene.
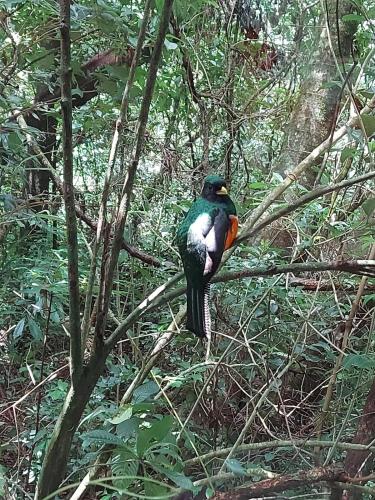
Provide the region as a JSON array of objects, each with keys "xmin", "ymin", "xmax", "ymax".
[{"xmin": 177, "ymin": 175, "xmax": 238, "ymax": 338}]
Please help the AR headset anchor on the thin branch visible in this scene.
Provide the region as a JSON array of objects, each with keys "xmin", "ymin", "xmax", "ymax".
[
  {"xmin": 84, "ymin": 0, "xmax": 153, "ymax": 349},
  {"xmin": 120, "ymin": 304, "xmax": 185, "ymax": 403},
  {"xmin": 0, "ymin": 364, "xmax": 69, "ymax": 416},
  {"xmin": 156, "ymin": 260, "xmax": 375, "ymax": 309},
  {"xmin": 288, "ymin": 277, "xmax": 375, "ymax": 292},
  {"xmin": 103, "ymin": 258, "xmax": 375, "ymax": 351},
  {"xmin": 236, "ymin": 169, "xmax": 375, "ymax": 244},
  {"xmin": 170, "ymin": 14, "xmax": 200, "ymax": 103},
  {"xmin": 94, "ymin": 0, "xmax": 174, "ymax": 343},
  {"xmin": 184, "ymin": 439, "xmax": 375, "ymax": 467},
  {"xmin": 105, "ymin": 271, "xmax": 183, "ymax": 348},
  {"xmin": 216, "ymin": 259, "xmax": 375, "ymax": 282},
  {"xmin": 217, "ymin": 359, "xmax": 294, "ymax": 475},
  {"xmin": 60, "ymin": 0, "xmax": 82, "ymax": 382}
]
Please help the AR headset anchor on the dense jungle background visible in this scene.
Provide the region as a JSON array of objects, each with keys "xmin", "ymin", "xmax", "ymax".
[{"xmin": 1, "ymin": 0, "xmax": 375, "ymax": 498}]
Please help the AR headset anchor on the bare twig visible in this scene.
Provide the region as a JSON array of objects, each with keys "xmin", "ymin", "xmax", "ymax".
[
  {"xmin": 156, "ymin": 260, "xmax": 375, "ymax": 309},
  {"xmin": 236, "ymin": 169, "xmax": 375, "ymax": 244},
  {"xmin": 0, "ymin": 364, "xmax": 69, "ymax": 416},
  {"xmin": 184, "ymin": 439, "xmax": 375, "ymax": 468}
]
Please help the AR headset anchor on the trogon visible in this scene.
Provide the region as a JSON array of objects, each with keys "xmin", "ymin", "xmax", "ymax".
[{"xmin": 177, "ymin": 175, "xmax": 238, "ymax": 338}]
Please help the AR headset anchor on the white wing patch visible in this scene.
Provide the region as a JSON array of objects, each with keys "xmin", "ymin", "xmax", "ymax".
[
  {"xmin": 187, "ymin": 213, "xmax": 212, "ymax": 247},
  {"xmin": 187, "ymin": 213, "xmax": 215, "ymax": 275}
]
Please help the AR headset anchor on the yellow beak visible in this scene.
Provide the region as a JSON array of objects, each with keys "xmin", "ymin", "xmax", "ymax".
[{"xmin": 216, "ymin": 186, "xmax": 228, "ymax": 195}]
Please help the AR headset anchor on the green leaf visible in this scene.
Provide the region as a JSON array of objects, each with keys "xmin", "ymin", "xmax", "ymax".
[
  {"xmin": 166, "ymin": 471, "xmax": 193, "ymax": 489},
  {"xmin": 112, "ymin": 448, "xmax": 139, "ymax": 490},
  {"xmin": 78, "ymin": 407, "xmax": 108, "ymax": 430},
  {"xmin": 226, "ymin": 458, "xmax": 246, "ymax": 475},
  {"xmin": 98, "ymin": 77, "xmax": 119, "ymax": 97},
  {"xmin": 264, "ymin": 451, "xmax": 275, "ymax": 462},
  {"xmin": 80, "ymin": 429, "xmax": 124, "ymax": 447},
  {"xmin": 132, "ymin": 381, "xmax": 159, "ymax": 403},
  {"xmin": 322, "ymin": 80, "xmax": 342, "ymax": 90},
  {"xmin": 362, "ymin": 198, "xmax": 375, "ymax": 217},
  {"xmin": 359, "ymin": 90, "xmax": 374, "ymax": 100},
  {"xmin": 137, "ymin": 415, "xmax": 173, "ymax": 456},
  {"xmin": 340, "ymin": 147, "xmax": 356, "ymax": 163},
  {"xmin": 108, "ymin": 405, "xmax": 133, "ymax": 425},
  {"xmin": 0, "ymin": 465, "xmax": 6, "ymax": 496},
  {"xmin": 343, "ymin": 354, "xmax": 375, "ymax": 370},
  {"xmin": 13, "ymin": 318, "xmax": 25, "ymax": 339},
  {"xmin": 144, "ymin": 476, "xmax": 170, "ymax": 498},
  {"xmin": 72, "ymin": 88, "xmax": 84, "ymax": 98},
  {"xmin": 206, "ymin": 487, "xmax": 215, "ymax": 497},
  {"xmin": 248, "ymin": 181, "xmax": 268, "ymax": 190},
  {"xmin": 361, "ymin": 115, "xmax": 375, "ymax": 136},
  {"xmin": 108, "ymin": 65, "xmax": 130, "ymax": 81},
  {"xmin": 6, "ymin": 131, "xmax": 23, "ymax": 149},
  {"xmin": 164, "ymin": 39, "xmax": 178, "ymax": 50},
  {"xmin": 342, "ymin": 14, "xmax": 364, "ymax": 22},
  {"xmin": 28, "ymin": 318, "xmax": 42, "ymax": 341},
  {"xmin": 0, "ymin": 194, "xmax": 17, "ymax": 211},
  {"xmin": 269, "ymin": 300, "xmax": 278, "ymax": 314},
  {"xmin": 117, "ymin": 417, "xmax": 139, "ymax": 440},
  {"xmin": 155, "ymin": 0, "xmax": 164, "ymax": 12},
  {"xmin": 152, "ymin": 464, "xmax": 193, "ymax": 489},
  {"xmin": 363, "ymin": 294, "xmax": 375, "ymax": 305}
]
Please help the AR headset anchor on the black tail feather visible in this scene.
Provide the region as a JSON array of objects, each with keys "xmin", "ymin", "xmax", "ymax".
[{"xmin": 186, "ymin": 283, "xmax": 211, "ymax": 338}]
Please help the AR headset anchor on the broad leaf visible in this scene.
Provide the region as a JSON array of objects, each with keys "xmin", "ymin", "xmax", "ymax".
[
  {"xmin": 28, "ymin": 318, "xmax": 42, "ymax": 341},
  {"xmin": 108, "ymin": 405, "xmax": 133, "ymax": 425},
  {"xmin": 13, "ymin": 318, "xmax": 25, "ymax": 339},
  {"xmin": 343, "ymin": 354, "xmax": 375, "ymax": 370},
  {"xmin": 226, "ymin": 458, "xmax": 246, "ymax": 475},
  {"xmin": 80, "ymin": 430, "xmax": 124, "ymax": 447},
  {"xmin": 132, "ymin": 381, "xmax": 159, "ymax": 403},
  {"xmin": 137, "ymin": 415, "xmax": 173, "ymax": 457}
]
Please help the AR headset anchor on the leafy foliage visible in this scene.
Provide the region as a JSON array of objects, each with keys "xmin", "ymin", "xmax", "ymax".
[{"xmin": 1, "ymin": 0, "xmax": 375, "ymax": 499}]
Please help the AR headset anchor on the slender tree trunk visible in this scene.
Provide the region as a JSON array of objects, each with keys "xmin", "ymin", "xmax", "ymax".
[{"xmin": 35, "ymin": 344, "xmax": 108, "ymax": 499}]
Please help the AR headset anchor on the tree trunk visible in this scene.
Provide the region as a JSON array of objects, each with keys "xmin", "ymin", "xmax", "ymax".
[
  {"xmin": 333, "ymin": 377, "xmax": 375, "ymax": 500},
  {"xmin": 23, "ymin": 48, "xmax": 135, "ymax": 205},
  {"xmin": 35, "ymin": 343, "xmax": 108, "ymax": 499},
  {"xmin": 274, "ymin": 0, "xmax": 357, "ymax": 188}
]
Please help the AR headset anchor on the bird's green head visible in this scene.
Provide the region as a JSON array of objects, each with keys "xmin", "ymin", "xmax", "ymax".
[{"xmin": 201, "ymin": 175, "xmax": 228, "ymax": 201}]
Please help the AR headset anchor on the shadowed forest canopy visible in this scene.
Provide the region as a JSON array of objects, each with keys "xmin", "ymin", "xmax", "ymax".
[{"xmin": 1, "ymin": 0, "xmax": 375, "ymax": 499}]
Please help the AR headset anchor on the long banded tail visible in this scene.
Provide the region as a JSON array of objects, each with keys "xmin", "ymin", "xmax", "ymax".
[{"xmin": 186, "ymin": 283, "xmax": 211, "ymax": 338}]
